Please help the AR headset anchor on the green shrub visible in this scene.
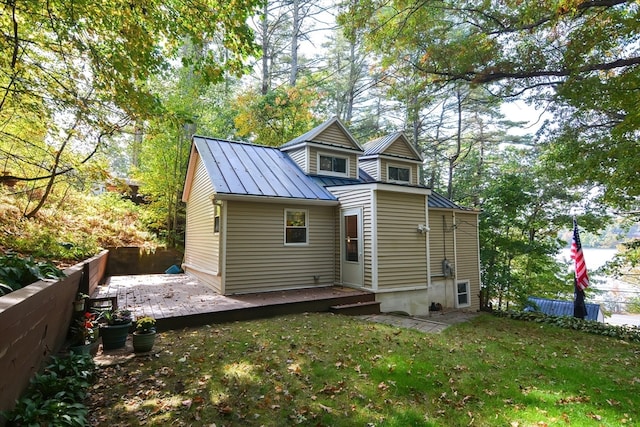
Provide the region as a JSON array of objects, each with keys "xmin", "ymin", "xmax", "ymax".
[
  {"xmin": 0, "ymin": 251, "xmax": 65, "ymax": 296},
  {"xmin": 494, "ymin": 309, "xmax": 640, "ymax": 342},
  {"xmin": 3, "ymin": 354, "xmax": 95, "ymax": 426}
]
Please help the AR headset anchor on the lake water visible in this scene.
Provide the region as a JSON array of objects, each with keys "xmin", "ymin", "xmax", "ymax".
[
  {"xmin": 558, "ymin": 247, "xmax": 617, "ymax": 270},
  {"xmin": 558, "ymin": 247, "xmax": 639, "ymax": 326}
]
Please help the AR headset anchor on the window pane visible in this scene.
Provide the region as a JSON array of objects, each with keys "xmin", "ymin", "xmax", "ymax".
[
  {"xmin": 286, "ymin": 211, "xmax": 306, "ymax": 227},
  {"xmin": 286, "ymin": 228, "xmax": 307, "ymax": 243},
  {"xmin": 213, "ymin": 205, "xmax": 220, "ymax": 233},
  {"xmin": 333, "ymin": 157, "xmax": 347, "ymax": 173},
  {"xmin": 345, "ymin": 215, "xmax": 357, "ymax": 239},
  {"xmin": 389, "ymin": 167, "xmax": 398, "ymax": 180},
  {"xmin": 319, "ymin": 156, "xmax": 333, "ymax": 171},
  {"xmin": 398, "ymin": 167, "xmax": 410, "ymax": 181},
  {"xmin": 346, "ymin": 241, "xmax": 358, "ymax": 262}
]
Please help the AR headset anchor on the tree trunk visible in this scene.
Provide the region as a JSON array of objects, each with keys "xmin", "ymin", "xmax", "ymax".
[
  {"xmin": 261, "ymin": 2, "xmax": 270, "ymax": 95},
  {"xmin": 289, "ymin": 0, "xmax": 300, "ymax": 86}
]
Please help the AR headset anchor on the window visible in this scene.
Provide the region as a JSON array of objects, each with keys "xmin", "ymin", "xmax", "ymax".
[
  {"xmin": 388, "ymin": 165, "xmax": 410, "ymax": 183},
  {"xmin": 319, "ymin": 154, "xmax": 347, "ymax": 175},
  {"xmin": 456, "ymin": 281, "xmax": 470, "ymax": 307},
  {"xmin": 344, "ymin": 214, "xmax": 359, "ymax": 262},
  {"xmin": 213, "ymin": 203, "xmax": 220, "ymax": 234},
  {"xmin": 285, "ymin": 209, "xmax": 308, "ymax": 245}
]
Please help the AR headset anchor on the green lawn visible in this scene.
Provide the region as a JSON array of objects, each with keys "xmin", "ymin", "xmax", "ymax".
[{"xmin": 87, "ymin": 313, "xmax": 639, "ymax": 426}]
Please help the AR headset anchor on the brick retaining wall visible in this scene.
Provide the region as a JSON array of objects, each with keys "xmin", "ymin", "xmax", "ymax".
[{"xmin": 0, "ymin": 250, "xmax": 108, "ymax": 422}]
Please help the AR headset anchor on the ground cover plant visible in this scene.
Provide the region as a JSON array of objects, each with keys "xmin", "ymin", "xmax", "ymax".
[
  {"xmin": 0, "ymin": 189, "xmax": 157, "ymax": 268},
  {"xmin": 4, "ymin": 353, "xmax": 95, "ymax": 426},
  {"xmin": 88, "ymin": 313, "xmax": 638, "ymax": 426}
]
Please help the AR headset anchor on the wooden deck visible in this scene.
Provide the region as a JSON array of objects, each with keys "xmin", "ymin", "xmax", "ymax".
[{"xmin": 91, "ymin": 274, "xmax": 377, "ymax": 330}]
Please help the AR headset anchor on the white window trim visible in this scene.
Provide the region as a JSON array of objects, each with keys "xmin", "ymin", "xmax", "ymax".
[
  {"xmin": 456, "ymin": 280, "xmax": 471, "ymax": 308},
  {"xmin": 387, "ymin": 163, "xmax": 411, "ymax": 184},
  {"xmin": 317, "ymin": 152, "xmax": 349, "ymax": 177},
  {"xmin": 284, "ymin": 208, "xmax": 309, "ymax": 246}
]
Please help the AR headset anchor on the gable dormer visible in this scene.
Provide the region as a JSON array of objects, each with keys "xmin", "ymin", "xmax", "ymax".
[
  {"xmin": 360, "ymin": 133, "xmax": 424, "ymax": 186},
  {"xmin": 280, "ymin": 117, "xmax": 364, "ymax": 179}
]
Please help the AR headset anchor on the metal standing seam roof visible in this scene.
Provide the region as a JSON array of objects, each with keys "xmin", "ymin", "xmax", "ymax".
[
  {"xmin": 526, "ymin": 297, "xmax": 602, "ymax": 322},
  {"xmin": 428, "ymin": 192, "xmax": 468, "ymax": 210},
  {"xmin": 193, "ymin": 136, "xmax": 337, "ymax": 202}
]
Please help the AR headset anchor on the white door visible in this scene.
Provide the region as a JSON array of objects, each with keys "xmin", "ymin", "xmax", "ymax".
[{"xmin": 341, "ymin": 208, "xmax": 364, "ymax": 286}]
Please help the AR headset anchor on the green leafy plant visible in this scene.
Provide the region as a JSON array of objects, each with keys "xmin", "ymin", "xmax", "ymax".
[
  {"xmin": 3, "ymin": 354, "xmax": 94, "ymax": 426},
  {"xmin": 135, "ymin": 316, "xmax": 156, "ymax": 333},
  {"xmin": 103, "ymin": 308, "xmax": 132, "ymax": 325},
  {"xmin": 494, "ymin": 309, "xmax": 640, "ymax": 342},
  {"xmin": 0, "ymin": 251, "xmax": 65, "ymax": 296}
]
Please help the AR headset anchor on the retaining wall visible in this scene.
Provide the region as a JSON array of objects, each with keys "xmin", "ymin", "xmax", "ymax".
[
  {"xmin": 0, "ymin": 250, "xmax": 108, "ymax": 420},
  {"xmin": 105, "ymin": 246, "xmax": 183, "ymax": 276}
]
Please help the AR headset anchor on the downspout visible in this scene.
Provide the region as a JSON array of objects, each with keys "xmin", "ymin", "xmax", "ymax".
[
  {"xmin": 453, "ymin": 212, "xmax": 458, "ymax": 307},
  {"xmin": 220, "ymin": 200, "xmax": 228, "ymax": 295},
  {"xmin": 443, "ymin": 215, "xmax": 448, "ymax": 307},
  {"xmin": 425, "ymin": 195, "xmax": 431, "ymax": 295},
  {"xmin": 476, "ymin": 213, "xmax": 482, "ymax": 310},
  {"xmin": 371, "ymin": 188, "xmax": 378, "ymax": 291}
]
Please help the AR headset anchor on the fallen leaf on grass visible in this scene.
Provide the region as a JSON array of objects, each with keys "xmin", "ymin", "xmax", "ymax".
[
  {"xmin": 218, "ymin": 405, "xmax": 233, "ymax": 414},
  {"xmin": 587, "ymin": 412, "xmax": 602, "ymax": 421},
  {"xmin": 288, "ymin": 363, "xmax": 302, "ymax": 375},
  {"xmin": 318, "ymin": 403, "xmax": 333, "ymax": 413}
]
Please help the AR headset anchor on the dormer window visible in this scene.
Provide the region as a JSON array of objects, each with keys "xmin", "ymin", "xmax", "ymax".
[
  {"xmin": 319, "ymin": 153, "xmax": 348, "ymax": 176},
  {"xmin": 388, "ymin": 165, "xmax": 410, "ymax": 183}
]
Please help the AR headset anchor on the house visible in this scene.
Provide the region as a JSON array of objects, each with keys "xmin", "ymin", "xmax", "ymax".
[
  {"xmin": 526, "ymin": 297, "xmax": 604, "ymax": 322},
  {"xmin": 181, "ymin": 117, "xmax": 480, "ymax": 315}
]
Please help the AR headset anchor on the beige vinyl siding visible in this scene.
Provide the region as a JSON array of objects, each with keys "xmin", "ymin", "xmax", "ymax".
[
  {"xmin": 314, "ymin": 123, "xmax": 356, "ymax": 149},
  {"xmin": 330, "ymin": 188, "xmax": 373, "ymax": 288},
  {"xmin": 359, "ymin": 159, "xmax": 379, "ymax": 181},
  {"xmin": 309, "ymin": 147, "xmax": 358, "ymax": 179},
  {"xmin": 376, "ymin": 191, "xmax": 427, "ymax": 288},
  {"xmin": 380, "ymin": 159, "xmax": 417, "ymax": 185},
  {"xmin": 287, "ymin": 148, "xmax": 307, "ymax": 172},
  {"xmin": 454, "ymin": 212, "xmax": 481, "ymax": 311},
  {"xmin": 428, "ymin": 210, "xmax": 456, "ymax": 278},
  {"xmin": 386, "ymin": 139, "xmax": 418, "ymax": 159},
  {"xmin": 224, "ymin": 201, "xmax": 335, "ymax": 293},
  {"xmin": 183, "ymin": 155, "xmax": 221, "ymax": 292}
]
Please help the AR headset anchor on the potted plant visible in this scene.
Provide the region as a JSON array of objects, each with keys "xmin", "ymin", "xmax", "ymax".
[
  {"xmin": 73, "ymin": 292, "xmax": 89, "ymax": 312},
  {"xmin": 132, "ymin": 316, "xmax": 157, "ymax": 353},
  {"xmin": 69, "ymin": 312, "xmax": 99, "ymax": 355},
  {"xmin": 100, "ymin": 308, "xmax": 132, "ymax": 350}
]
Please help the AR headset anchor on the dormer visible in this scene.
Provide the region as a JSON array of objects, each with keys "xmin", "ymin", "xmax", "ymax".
[
  {"xmin": 360, "ymin": 133, "xmax": 424, "ymax": 186},
  {"xmin": 280, "ymin": 117, "xmax": 364, "ymax": 180}
]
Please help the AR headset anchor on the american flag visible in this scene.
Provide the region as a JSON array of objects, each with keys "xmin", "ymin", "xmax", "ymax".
[{"xmin": 570, "ymin": 217, "xmax": 589, "ymax": 290}]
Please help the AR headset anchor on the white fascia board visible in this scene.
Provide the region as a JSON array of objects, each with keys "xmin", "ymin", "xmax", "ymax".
[{"xmin": 327, "ymin": 183, "xmax": 431, "ymax": 196}]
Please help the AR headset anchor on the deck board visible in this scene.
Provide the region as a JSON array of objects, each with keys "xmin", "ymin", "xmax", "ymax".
[{"xmin": 91, "ymin": 274, "xmax": 375, "ymax": 330}]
